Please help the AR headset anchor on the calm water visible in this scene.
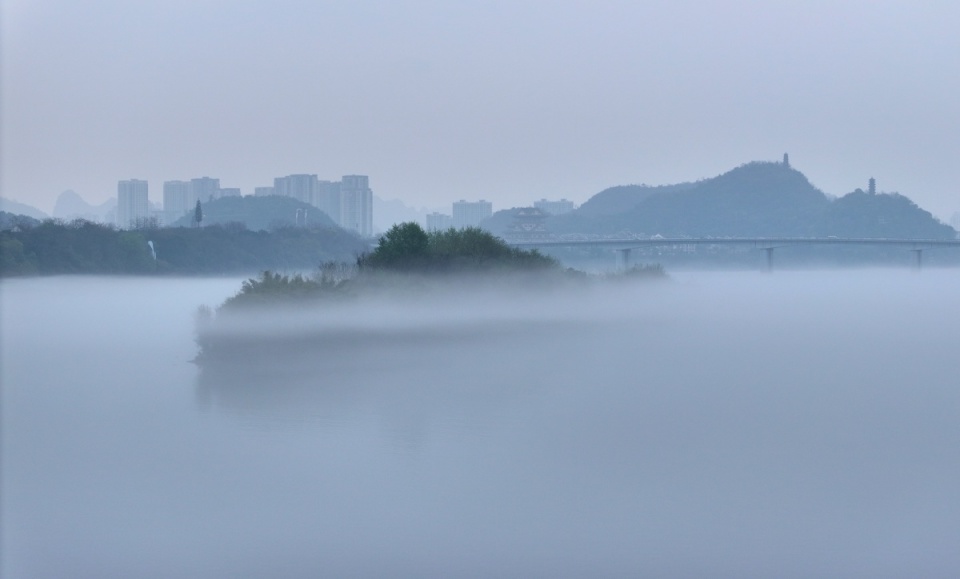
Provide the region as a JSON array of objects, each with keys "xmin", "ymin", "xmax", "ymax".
[{"xmin": 2, "ymin": 271, "xmax": 959, "ymax": 578}]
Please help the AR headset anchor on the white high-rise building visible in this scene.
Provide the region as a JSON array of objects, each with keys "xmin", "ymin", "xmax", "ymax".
[
  {"xmin": 340, "ymin": 175, "xmax": 373, "ymax": 237},
  {"xmin": 117, "ymin": 179, "xmax": 149, "ymax": 229},
  {"xmin": 254, "ymin": 186, "xmax": 275, "ymax": 197},
  {"xmin": 274, "ymin": 174, "xmax": 318, "ymax": 204},
  {"xmin": 452, "ymin": 199, "xmax": 492, "ymax": 229},
  {"xmin": 426, "ymin": 212, "xmax": 453, "ymax": 231},
  {"xmin": 314, "ymin": 180, "xmax": 342, "ymax": 225},
  {"xmin": 534, "ymin": 198, "xmax": 575, "ymax": 216},
  {"xmin": 190, "ymin": 177, "xmax": 220, "ymax": 205},
  {"xmin": 163, "ymin": 180, "xmax": 191, "ymax": 225}
]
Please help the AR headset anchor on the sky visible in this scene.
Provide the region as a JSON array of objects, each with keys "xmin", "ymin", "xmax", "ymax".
[{"xmin": 2, "ymin": 0, "xmax": 958, "ymax": 219}]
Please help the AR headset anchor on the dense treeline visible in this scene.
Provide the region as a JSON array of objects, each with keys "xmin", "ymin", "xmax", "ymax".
[
  {"xmin": 196, "ymin": 224, "xmax": 665, "ymax": 361},
  {"xmin": 0, "ymin": 219, "xmax": 369, "ymax": 276},
  {"xmin": 212, "ymin": 224, "xmax": 565, "ymax": 311},
  {"xmin": 0, "ymin": 210, "xmax": 41, "ymax": 231},
  {"xmin": 358, "ymin": 223, "xmax": 558, "ymax": 272}
]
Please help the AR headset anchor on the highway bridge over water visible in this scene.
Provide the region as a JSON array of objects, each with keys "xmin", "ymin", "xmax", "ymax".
[{"xmin": 506, "ymin": 237, "xmax": 960, "ymax": 270}]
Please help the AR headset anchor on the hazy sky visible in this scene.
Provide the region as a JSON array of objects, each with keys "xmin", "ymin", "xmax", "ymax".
[{"xmin": 2, "ymin": 0, "xmax": 958, "ymax": 218}]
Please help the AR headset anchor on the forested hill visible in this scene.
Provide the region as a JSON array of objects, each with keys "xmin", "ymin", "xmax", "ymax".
[
  {"xmin": 1, "ymin": 211, "xmax": 41, "ymax": 231},
  {"xmin": 575, "ymin": 182, "xmax": 695, "ymax": 217},
  {"xmin": 547, "ymin": 161, "xmax": 955, "ymax": 239},
  {"xmin": 172, "ymin": 195, "xmax": 337, "ymax": 230},
  {"xmin": 0, "ymin": 220, "xmax": 368, "ymax": 276}
]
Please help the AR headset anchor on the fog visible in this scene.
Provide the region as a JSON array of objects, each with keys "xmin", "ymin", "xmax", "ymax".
[{"xmin": 3, "ymin": 271, "xmax": 960, "ymax": 577}]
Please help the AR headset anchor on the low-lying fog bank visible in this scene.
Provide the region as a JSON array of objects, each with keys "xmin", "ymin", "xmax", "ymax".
[
  {"xmin": 3, "ymin": 269, "xmax": 959, "ymax": 578},
  {"xmin": 192, "ymin": 266, "xmax": 665, "ymax": 362}
]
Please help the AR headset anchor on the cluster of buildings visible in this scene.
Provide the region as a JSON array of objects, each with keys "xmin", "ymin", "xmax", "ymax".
[
  {"xmin": 253, "ymin": 174, "xmax": 373, "ymax": 237},
  {"xmin": 115, "ymin": 174, "xmax": 580, "ymax": 238},
  {"xmin": 424, "ymin": 200, "xmax": 494, "ymax": 231},
  {"xmin": 160, "ymin": 177, "xmax": 239, "ymax": 227},
  {"xmin": 116, "ymin": 174, "xmax": 374, "ymax": 236},
  {"xmin": 533, "ymin": 198, "xmax": 575, "ymax": 216},
  {"xmin": 424, "ymin": 198, "xmax": 575, "ymax": 232},
  {"xmin": 426, "ymin": 200, "xmax": 492, "ymax": 231}
]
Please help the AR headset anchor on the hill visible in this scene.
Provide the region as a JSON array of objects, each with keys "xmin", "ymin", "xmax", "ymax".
[
  {"xmin": 172, "ymin": 195, "xmax": 337, "ymax": 231},
  {"xmin": 0, "ymin": 198, "xmax": 48, "ymax": 220},
  {"xmin": 53, "ymin": 190, "xmax": 116, "ymax": 221},
  {"xmin": 0, "ymin": 211, "xmax": 42, "ymax": 231},
  {"xmin": 0, "ymin": 219, "xmax": 369, "ymax": 276},
  {"xmin": 549, "ymin": 161, "xmax": 955, "ymax": 239},
  {"xmin": 576, "ymin": 183, "xmax": 695, "ymax": 217},
  {"xmin": 814, "ymin": 189, "xmax": 955, "ymax": 238}
]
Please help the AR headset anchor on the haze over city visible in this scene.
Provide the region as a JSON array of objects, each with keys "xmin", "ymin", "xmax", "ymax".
[
  {"xmin": 2, "ymin": 0, "xmax": 958, "ymax": 219},
  {"xmin": 6, "ymin": 2, "xmax": 960, "ymax": 576}
]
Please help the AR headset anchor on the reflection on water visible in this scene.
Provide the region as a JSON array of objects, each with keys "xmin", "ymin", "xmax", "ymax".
[{"xmin": 3, "ymin": 272, "xmax": 960, "ymax": 577}]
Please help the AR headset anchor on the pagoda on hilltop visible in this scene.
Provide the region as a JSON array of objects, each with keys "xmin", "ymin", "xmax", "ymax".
[{"xmin": 503, "ymin": 207, "xmax": 552, "ymax": 241}]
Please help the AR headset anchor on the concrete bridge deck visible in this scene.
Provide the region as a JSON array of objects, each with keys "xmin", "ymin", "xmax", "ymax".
[{"xmin": 505, "ymin": 236, "xmax": 960, "ymax": 270}]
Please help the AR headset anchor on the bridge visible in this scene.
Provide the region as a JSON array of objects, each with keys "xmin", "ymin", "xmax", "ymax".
[{"xmin": 506, "ymin": 236, "xmax": 960, "ymax": 271}]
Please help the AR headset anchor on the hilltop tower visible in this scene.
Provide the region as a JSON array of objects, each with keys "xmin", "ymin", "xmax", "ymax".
[
  {"xmin": 783, "ymin": 153, "xmax": 790, "ymax": 167},
  {"xmin": 869, "ymin": 177, "xmax": 876, "ymax": 195}
]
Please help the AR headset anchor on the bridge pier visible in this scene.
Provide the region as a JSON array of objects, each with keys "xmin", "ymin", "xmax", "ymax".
[
  {"xmin": 615, "ymin": 248, "xmax": 632, "ymax": 271},
  {"xmin": 762, "ymin": 247, "xmax": 775, "ymax": 273},
  {"xmin": 910, "ymin": 248, "xmax": 923, "ymax": 271}
]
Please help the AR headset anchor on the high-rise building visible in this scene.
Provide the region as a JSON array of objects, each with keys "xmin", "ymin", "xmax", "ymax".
[
  {"xmin": 340, "ymin": 175, "xmax": 373, "ymax": 237},
  {"xmin": 163, "ymin": 180, "xmax": 191, "ymax": 225},
  {"xmin": 426, "ymin": 212, "xmax": 453, "ymax": 232},
  {"xmin": 117, "ymin": 179, "xmax": 149, "ymax": 229},
  {"xmin": 190, "ymin": 177, "xmax": 221, "ymax": 205},
  {"xmin": 274, "ymin": 174, "xmax": 318, "ymax": 204},
  {"xmin": 254, "ymin": 186, "xmax": 275, "ymax": 197},
  {"xmin": 314, "ymin": 180, "xmax": 342, "ymax": 225},
  {"xmin": 452, "ymin": 199, "xmax": 492, "ymax": 229},
  {"xmin": 533, "ymin": 198, "xmax": 575, "ymax": 216},
  {"xmin": 218, "ymin": 187, "xmax": 241, "ymax": 198}
]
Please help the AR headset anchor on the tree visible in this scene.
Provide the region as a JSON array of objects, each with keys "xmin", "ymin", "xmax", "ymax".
[
  {"xmin": 357, "ymin": 222, "xmax": 558, "ymax": 273},
  {"xmin": 359, "ymin": 222, "xmax": 429, "ymax": 271},
  {"xmin": 193, "ymin": 200, "xmax": 203, "ymax": 228}
]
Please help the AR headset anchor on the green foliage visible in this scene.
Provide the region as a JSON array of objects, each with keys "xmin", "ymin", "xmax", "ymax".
[
  {"xmin": 0, "ymin": 236, "xmax": 35, "ymax": 274},
  {"xmin": 0, "ymin": 219, "xmax": 369, "ymax": 276},
  {"xmin": 219, "ymin": 269, "xmax": 348, "ymax": 310},
  {"xmin": 0, "ymin": 211, "xmax": 41, "ymax": 231},
  {"xmin": 0, "ymin": 219, "xmax": 154, "ymax": 275},
  {"xmin": 194, "ymin": 200, "xmax": 203, "ymax": 227},
  {"xmin": 359, "ymin": 223, "xmax": 558, "ymax": 273},
  {"xmin": 359, "ymin": 222, "xmax": 429, "ymax": 270}
]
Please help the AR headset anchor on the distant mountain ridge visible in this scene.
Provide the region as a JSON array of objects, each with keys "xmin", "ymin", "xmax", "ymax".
[
  {"xmin": 53, "ymin": 190, "xmax": 115, "ymax": 221},
  {"xmin": 540, "ymin": 161, "xmax": 955, "ymax": 239},
  {"xmin": 0, "ymin": 198, "xmax": 48, "ymax": 220},
  {"xmin": 576, "ymin": 182, "xmax": 695, "ymax": 217}
]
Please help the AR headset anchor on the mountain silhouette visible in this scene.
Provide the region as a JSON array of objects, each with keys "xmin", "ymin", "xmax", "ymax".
[{"xmin": 547, "ymin": 161, "xmax": 954, "ymax": 239}]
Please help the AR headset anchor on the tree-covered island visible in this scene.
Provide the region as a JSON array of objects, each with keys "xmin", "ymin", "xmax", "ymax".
[{"xmin": 194, "ymin": 223, "xmax": 664, "ymax": 363}]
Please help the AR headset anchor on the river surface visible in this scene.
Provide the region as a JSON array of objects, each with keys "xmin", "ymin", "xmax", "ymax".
[{"xmin": 2, "ymin": 271, "xmax": 959, "ymax": 577}]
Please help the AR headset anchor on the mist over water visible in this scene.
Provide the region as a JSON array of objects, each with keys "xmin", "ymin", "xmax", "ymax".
[{"xmin": 2, "ymin": 271, "xmax": 959, "ymax": 577}]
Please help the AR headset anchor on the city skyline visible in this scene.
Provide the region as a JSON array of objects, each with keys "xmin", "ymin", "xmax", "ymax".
[{"xmin": 2, "ymin": 2, "xmax": 958, "ymax": 219}]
